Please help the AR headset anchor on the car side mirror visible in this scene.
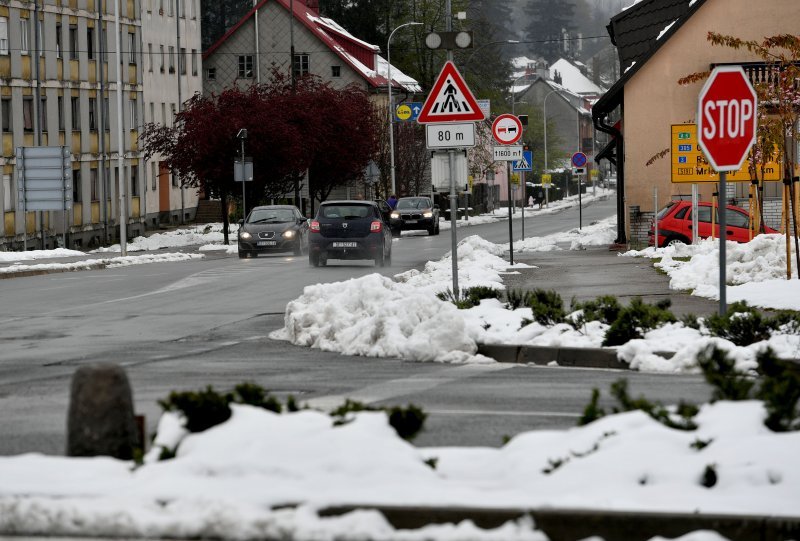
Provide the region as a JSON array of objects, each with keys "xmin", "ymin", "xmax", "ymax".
[{"xmin": 238, "ymin": 219, "xmax": 244, "ymax": 225}]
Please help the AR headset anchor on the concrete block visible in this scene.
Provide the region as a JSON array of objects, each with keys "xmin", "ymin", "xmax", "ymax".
[
  {"xmin": 476, "ymin": 344, "xmax": 521, "ymax": 363},
  {"xmin": 66, "ymin": 363, "xmax": 139, "ymax": 460}
]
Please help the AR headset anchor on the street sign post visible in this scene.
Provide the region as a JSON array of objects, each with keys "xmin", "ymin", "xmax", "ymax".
[
  {"xmin": 491, "ymin": 114, "xmax": 523, "ymax": 145},
  {"xmin": 417, "ymin": 61, "xmax": 484, "ymax": 124},
  {"xmin": 697, "ymin": 65, "xmax": 757, "ymax": 315},
  {"xmin": 493, "ymin": 145, "xmax": 523, "ymax": 161},
  {"xmin": 16, "ymin": 146, "xmax": 72, "ymax": 250},
  {"xmin": 571, "ymin": 152, "xmax": 587, "ymax": 168},
  {"xmin": 425, "ymin": 123, "xmax": 476, "ymax": 149},
  {"xmin": 513, "ymin": 150, "xmax": 533, "ymax": 172}
]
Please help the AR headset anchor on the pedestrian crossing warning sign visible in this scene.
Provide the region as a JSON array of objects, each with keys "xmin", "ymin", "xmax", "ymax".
[{"xmin": 417, "ymin": 61, "xmax": 484, "ymax": 124}]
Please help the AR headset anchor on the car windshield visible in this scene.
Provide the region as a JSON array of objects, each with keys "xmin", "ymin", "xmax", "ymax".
[
  {"xmin": 247, "ymin": 209, "xmax": 295, "ymax": 223},
  {"xmin": 657, "ymin": 202, "xmax": 676, "ymax": 219},
  {"xmin": 321, "ymin": 205, "xmax": 372, "ymax": 219},
  {"xmin": 396, "ymin": 198, "xmax": 429, "ymax": 210}
]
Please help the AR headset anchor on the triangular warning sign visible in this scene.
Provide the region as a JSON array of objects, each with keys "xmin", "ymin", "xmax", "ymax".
[{"xmin": 417, "ymin": 61, "xmax": 485, "ymax": 124}]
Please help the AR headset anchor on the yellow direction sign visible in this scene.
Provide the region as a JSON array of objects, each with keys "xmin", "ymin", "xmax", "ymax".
[
  {"xmin": 670, "ymin": 124, "xmax": 781, "ymax": 183},
  {"xmin": 395, "ymin": 104, "xmax": 413, "ymax": 121},
  {"xmin": 541, "ymin": 174, "xmax": 552, "ymax": 186},
  {"xmin": 511, "ymin": 173, "xmax": 520, "ymax": 186}
]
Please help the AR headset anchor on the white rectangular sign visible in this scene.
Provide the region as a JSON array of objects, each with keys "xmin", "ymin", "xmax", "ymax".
[
  {"xmin": 493, "ymin": 145, "xmax": 523, "ymax": 161},
  {"xmin": 430, "ymin": 151, "xmax": 468, "ymax": 192},
  {"xmin": 425, "ymin": 123, "xmax": 476, "ymax": 149}
]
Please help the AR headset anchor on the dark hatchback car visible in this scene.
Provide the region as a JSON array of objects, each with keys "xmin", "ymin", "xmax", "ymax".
[
  {"xmin": 237, "ymin": 205, "xmax": 308, "ymax": 258},
  {"xmin": 390, "ymin": 196, "xmax": 440, "ymax": 236},
  {"xmin": 648, "ymin": 200, "xmax": 778, "ymax": 247},
  {"xmin": 309, "ymin": 200, "xmax": 393, "ymax": 267}
]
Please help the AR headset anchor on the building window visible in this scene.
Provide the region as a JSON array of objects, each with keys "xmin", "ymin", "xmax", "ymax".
[
  {"xmin": 71, "ymin": 96, "xmax": 80, "ymax": 130},
  {"xmin": 0, "ymin": 18, "xmax": 8, "ymax": 55},
  {"xmin": 23, "ymin": 98, "xmax": 33, "ymax": 131},
  {"xmin": 292, "ymin": 54, "xmax": 309, "ymax": 78},
  {"xmin": 57, "ymin": 96, "xmax": 64, "ymax": 131},
  {"xmin": 168, "ymin": 45, "xmax": 175, "ymax": 73},
  {"xmin": 88, "ymin": 98, "xmax": 97, "ymax": 131},
  {"xmin": 55, "ymin": 23, "xmax": 62, "ymax": 58},
  {"xmin": 90, "ymin": 169, "xmax": 98, "ymax": 201},
  {"xmin": 87, "ymin": 27, "xmax": 95, "ymax": 60},
  {"xmin": 130, "ymin": 166, "xmax": 139, "ymax": 197},
  {"xmin": 2, "ymin": 98, "xmax": 11, "ymax": 132},
  {"xmin": 238, "ymin": 55, "xmax": 253, "ymax": 78},
  {"xmin": 151, "ymin": 162, "xmax": 157, "ymax": 190},
  {"xmin": 168, "ymin": 0, "xmax": 174, "ymax": 16},
  {"xmin": 331, "ymin": 65, "xmax": 341, "ymax": 78},
  {"xmin": 72, "ymin": 168, "xmax": 81, "ymax": 203},
  {"xmin": 179, "ymin": 0, "xmax": 185, "ymax": 17},
  {"xmin": 170, "ymin": 103, "xmax": 176, "ymax": 126},
  {"xmin": 148, "ymin": 43, "xmax": 153, "ymax": 71},
  {"xmin": 128, "ymin": 32, "xmax": 136, "ymax": 64},
  {"xmin": 40, "ymin": 97, "xmax": 47, "ymax": 132},
  {"xmin": 129, "ymin": 99, "xmax": 137, "ymax": 130},
  {"xmin": 159, "ymin": 45, "xmax": 165, "ymax": 72},
  {"xmin": 20, "ymin": 19, "xmax": 29, "ymax": 55},
  {"xmin": 206, "ymin": 67, "xmax": 216, "ymax": 81},
  {"xmin": 3, "ymin": 174, "xmax": 12, "ymax": 210},
  {"xmin": 191, "ymin": 49, "xmax": 197, "ymax": 75},
  {"xmin": 147, "ymin": 0, "xmax": 152, "ymax": 13},
  {"xmin": 172, "ymin": 170, "xmax": 178, "ymax": 187},
  {"xmin": 179, "ymin": 47, "xmax": 186, "ymax": 74},
  {"xmin": 149, "ymin": 102, "xmax": 154, "ymax": 124},
  {"xmin": 68, "ymin": 26, "xmax": 78, "ymax": 60},
  {"xmin": 161, "ymin": 102, "xmax": 166, "ymax": 124}
]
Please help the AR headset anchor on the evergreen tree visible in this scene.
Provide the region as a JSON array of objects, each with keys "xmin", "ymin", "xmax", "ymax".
[
  {"xmin": 201, "ymin": 0, "xmax": 252, "ymax": 51},
  {"xmin": 523, "ymin": 0, "xmax": 576, "ymax": 62}
]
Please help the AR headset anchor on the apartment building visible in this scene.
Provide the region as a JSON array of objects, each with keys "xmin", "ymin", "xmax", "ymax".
[
  {"xmin": 141, "ymin": 0, "xmax": 201, "ymax": 227},
  {"xmin": 0, "ymin": 0, "xmax": 145, "ymax": 250}
]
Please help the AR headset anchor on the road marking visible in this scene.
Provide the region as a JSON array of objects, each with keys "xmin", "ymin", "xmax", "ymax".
[{"xmin": 304, "ymin": 364, "xmax": 514, "ymax": 411}]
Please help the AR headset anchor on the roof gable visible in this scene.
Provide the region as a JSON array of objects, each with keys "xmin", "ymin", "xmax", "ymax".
[{"xmin": 203, "ymin": 0, "xmax": 420, "ymax": 92}]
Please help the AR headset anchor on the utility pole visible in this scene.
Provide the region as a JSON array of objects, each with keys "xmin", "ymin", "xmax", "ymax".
[{"xmin": 114, "ymin": 0, "xmax": 127, "ymax": 255}]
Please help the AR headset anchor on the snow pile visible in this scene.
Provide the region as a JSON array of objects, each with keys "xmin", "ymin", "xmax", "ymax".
[
  {"xmin": 624, "ymin": 234, "xmax": 800, "ymax": 310},
  {"xmin": 0, "ymin": 401, "xmax": 798, "ymax": 539},
  {"xmin": 93, "ymin": 223, "xmax": 239, "ymax": 253},
  {"xmin": 516, "ymin": 216, "xmax": 617, "ymax": 252},
  {"xmin": 0, "ymin": 253, "xmax": 202, "ymax": 274},
  {"xmin": 0, "ymin": 248, "xmax": 85, "ymax": 262}
]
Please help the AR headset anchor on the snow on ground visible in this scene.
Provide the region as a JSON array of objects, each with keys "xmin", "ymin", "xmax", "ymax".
[
  {"xmin": 0, "ymin": 401, "xmax": 796, "ymax": 540},
  {"xmin": 0, "ymin": 248, "xmax": 85, "ymax": 262},
  {"xmin": 623, "ymin": 234, "xmax": 800, "ymax": 310},
  {"xmin": 0, "ymin": 252, "xmax": 203, "ymax": 274},
  {"xmin": 92, "ymin": 223, "xmax": 239, "ymax": 253}
]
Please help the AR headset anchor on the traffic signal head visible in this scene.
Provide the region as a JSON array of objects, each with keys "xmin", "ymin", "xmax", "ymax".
[{"xmin": 518, "ymin": 114, "xmax": 528, "ymax": 126}]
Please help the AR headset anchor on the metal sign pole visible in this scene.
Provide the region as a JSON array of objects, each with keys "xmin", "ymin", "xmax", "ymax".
[
  {"xmin": 448, "ymin": 149, "xmax": 458, "ymax": 297},
  {"xmin": 18, "ymin": 149, "xmax": 26, "ymax": 252},
  {"xmin": 241, "ymin": 138, "xmax": 246, "ymax": 219},
  {"xmin": 692, "ymin": 183, "xmax": 699, "ymax": 243},
  {"xmin": 507, "ymin": 162, "xmax": 514, "ymax": 265},
  {"xmin": 719, "ymin": 172, "xmax": 727, "ymax": 315},
  {"xmin": 521, "ymin": 170, "xmax": 525, "ymax": 240},
  {"xmin": 653, "ymin": 186, "xmax": 658, "ymax": 248}
]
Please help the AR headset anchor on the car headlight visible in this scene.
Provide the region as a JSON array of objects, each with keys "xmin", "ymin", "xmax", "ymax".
[
  {"xmin": 390, "ymin": 212, "xmax": 399, "ymax": 219},
  {"xmin": 423, "ymin": 211, "xmax": 433, "ymax": 218},
  {"xmin": 240, "ymin": 231, "xmax": 252, "ymax": 240},
  {"xmin": 282, "ymin": 230, "xmax": 295, "ymax": 239}
]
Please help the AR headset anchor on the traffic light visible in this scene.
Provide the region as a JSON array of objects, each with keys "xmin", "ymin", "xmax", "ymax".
[
  {"xmin": 517, "ymin": 114, "xmax": 528, "ymax": 126},
  {"xmin": 523, "ymin": 143, "xmax": 530, "ymax": 151}
]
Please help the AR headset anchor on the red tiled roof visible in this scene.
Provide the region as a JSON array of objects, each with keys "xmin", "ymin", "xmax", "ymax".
[{"xmin": 202, "ymin": 0, "xmax": 399, "ymax": 90}]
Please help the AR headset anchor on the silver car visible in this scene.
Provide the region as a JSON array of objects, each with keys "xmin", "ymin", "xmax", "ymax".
[{"xmin": 237, "ymin": 205, "xmax": 308, "ymax": 258}]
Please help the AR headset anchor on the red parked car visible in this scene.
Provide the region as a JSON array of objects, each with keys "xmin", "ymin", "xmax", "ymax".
[{"xmin": 648, "ymin": 200, "xmax": 778, "ymax": 247}]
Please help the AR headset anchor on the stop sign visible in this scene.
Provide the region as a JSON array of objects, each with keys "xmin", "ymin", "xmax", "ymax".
[{"xmin": 697, "ymin": 66, "xmax": 757, "ymax": 172}]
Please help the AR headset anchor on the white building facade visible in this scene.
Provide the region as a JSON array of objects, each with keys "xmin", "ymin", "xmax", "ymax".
[{"xmin": 141, "ymin": 0, "xmax": 202, "ymax": 227}]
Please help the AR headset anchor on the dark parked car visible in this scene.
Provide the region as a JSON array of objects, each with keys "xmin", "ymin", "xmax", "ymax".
[
  {"xmin": 648, "ymin": 200, "xmax": 778, "ymax": 247},
  {"xmin": 237, "ymin": 205, "xmax": 308, "ymax": 258},
  {"xmin": 390, "ymin": 196, "xmax": 440, "ymax": 236},
  {"xmin": 309, "ymin": 200, "xmax": 393, "ymax": 267}
]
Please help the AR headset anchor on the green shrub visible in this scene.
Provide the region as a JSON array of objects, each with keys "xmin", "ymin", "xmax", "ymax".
[
  {"xmin": 571, "ymin": 295, "xmax": 622, "ymax": 325},
  {"xmin": 330, "ymin": 399, "xmax": 427, "ymax": 441},
  {"xmin": 700, "ymin": 464, "xmax": 718, "ymax": 488},
  {"xmin": 578, "ymin": 388, "xmax": 606, "ymax": 426},
  {"xmin": 436, "ymin": 286, "xmax": 500, "ymax": 309},
  {"xmin": 232, "ymin": 382, "xmax": 282, "ymax": 413},
  {"xmin": 602, "ymin": 298, "xmax": 677, "ymax": 346},
  {"xmin": 505, "ymin": 288, "xmax": 533, "ymax": 310},
  {"xmin": 526, "ymin": 289, "xmax": 566, "ymax": 325},
  {"xmin": 697, "ymin": 345, "xmax": 755, "ymax": 401},
  {"xmin": 158, "ymin": 386, "xmax": 233, "ymax": 433},
  {"xmin": 756, "ymin": 348, "xmax": 800, "ymax": 432},
  {"xmin": 705, "ymin": 301, "xmax": 773, "ymax": 346}
]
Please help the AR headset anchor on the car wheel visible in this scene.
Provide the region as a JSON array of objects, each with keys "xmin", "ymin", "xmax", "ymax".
[
  {"xmin": 665, "ymin": 235, "xmax": 689, "ymax": 247},
  {"xmin": 385, "ymin": 247, "xmax": 392, "ymax": 266},
  {"xmin": 293, "ymin": 240, "xmax": 303, "ymax": 256},
  {"xmin": 309, "ymin": 252, "xmax": 319, "ymax": 267},
  {"xmin": 374, "ymin": 248, "xmax": 385, "ymax": 267},
  {"xmin": 238, "ymin": 250, "xmax": 247, "ymax": 259},
  {"xmin": 319, "ymin": 252, "xmax": 328, "ymax": 267}
]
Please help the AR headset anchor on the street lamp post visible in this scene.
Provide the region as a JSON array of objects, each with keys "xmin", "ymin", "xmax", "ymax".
[
  {"xmin": 542, "ymin": 88, "xmax": 559, "ymax": 207},
  {"xmin": 387, "ymin": 22, "xmax": 422, "ymax": 197}
]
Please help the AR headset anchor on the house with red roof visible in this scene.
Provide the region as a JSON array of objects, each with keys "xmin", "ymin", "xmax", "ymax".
[{"xmin": 201, "ymin": 0, "xmax": 421, "ymax": 97}]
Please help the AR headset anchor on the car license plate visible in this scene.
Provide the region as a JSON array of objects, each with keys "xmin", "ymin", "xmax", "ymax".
[
  {"xmin": 257, "ymin": 241, "xmax": 277, "ymax": 246},
  {"xmin": 406, "ymin": 220, "xmax": 417, "ymax": 224},
  {"xmin": 332, "ymin": 242, "xmax": 357, "ymax": 248}
]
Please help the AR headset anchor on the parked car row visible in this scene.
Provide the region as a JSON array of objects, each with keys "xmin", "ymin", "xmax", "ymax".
[{"xmin": 648, "ymin": 200, "xmax": 778, "ymax": 247}]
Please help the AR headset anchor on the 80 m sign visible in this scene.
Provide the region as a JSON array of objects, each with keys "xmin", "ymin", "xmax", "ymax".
[{"xmin": 425, "ymin": 123, "xmax": 476, "ymax": 149}]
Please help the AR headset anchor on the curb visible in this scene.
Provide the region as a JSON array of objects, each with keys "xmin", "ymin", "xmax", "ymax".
[
  {"xmin": 0, "ymin": 261, "xmax": 107, "ymax": 279},
  {"xmin": 478, "ymin": 343, "xmax": 628, "ymax": 369},
  {"xmin": 319, "ymin": 505, "xmax": 800, "ymax": 541}
]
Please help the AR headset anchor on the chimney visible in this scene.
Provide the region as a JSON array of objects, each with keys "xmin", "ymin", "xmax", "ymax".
[
  {"xmin": 305, "ymin": 0, "xmax": 319, "ymax": 14},
  {"xmin": 536, "ymin": 60, "xmax": 549, "ymax": 80}
]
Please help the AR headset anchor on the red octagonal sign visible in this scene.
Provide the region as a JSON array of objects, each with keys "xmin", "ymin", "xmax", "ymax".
[{"xmin": 697, "ymin": 66, "xmax": 757, "ymax": 172}]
